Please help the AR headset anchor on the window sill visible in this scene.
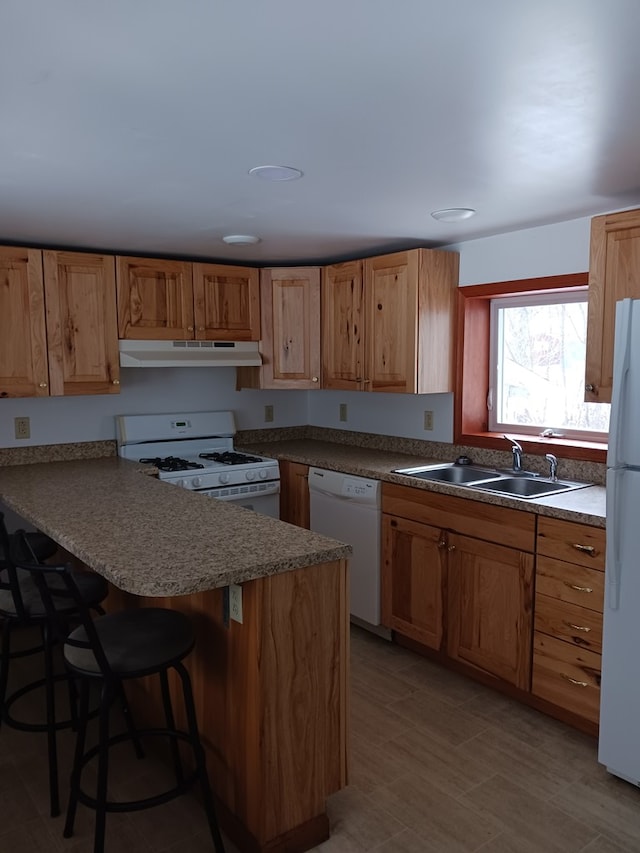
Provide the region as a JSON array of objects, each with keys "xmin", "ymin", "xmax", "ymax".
[{"xmin": 457, "ymin": 431, "xmax": 607, "ymax": 464}]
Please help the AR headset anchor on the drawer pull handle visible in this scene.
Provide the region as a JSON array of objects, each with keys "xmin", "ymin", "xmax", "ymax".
[
  {"xmin": 563, "ymin": 621, "xmax": 591, "ymax": 632},
  {"xmin": 564, "ymin": 582, "xmax": 593, "ymax": 593},
  {"xmin": 561, "ymin": 674, "xmax": 588, "ymax": 688},
  {"xmin": 572, "ymin": 543, "xmax": 596, "ymax": 555}
]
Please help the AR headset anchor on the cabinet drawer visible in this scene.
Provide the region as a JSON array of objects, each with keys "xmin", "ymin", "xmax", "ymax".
[
  {"xmin": 534, "ymin": 594, "xmax": 602, "ymax": 654},
  {"xmin": 532, "ymin": 632, "xmax": 601, "ymax": 724},
  {"xmin": 382, "ymin": 483, "xmax": 535, "ymax": 551},
  {"xmin": 536, "ymin": 555, "xmax": 604, "ymax": 612},
  {"xmin": 537, "ymin": 517, "xmax": 605, "ymax": 570}
]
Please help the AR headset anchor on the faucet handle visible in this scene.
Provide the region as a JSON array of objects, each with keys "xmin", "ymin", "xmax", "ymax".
[{"xmin": 504, "ymin": 434, "xmax": 523, "ymax": 452}]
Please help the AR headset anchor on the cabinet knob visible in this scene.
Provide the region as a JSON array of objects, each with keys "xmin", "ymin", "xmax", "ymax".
[
  {"xmin": 112, "ymin": 379, "xmax": 120, "ymax": 385},
  {"xmin": 437, "ymin": 539, "xmax": 446, "ymax": 550},
  {"xmin": 311, "ymin": 376, "xmax": 319, "ymax": 383},
  {"xmin": 585, "ymin": 383, "xmax": 596, "ymax": 394},
  {"xmin": 187, "ymin": 326, "xmax": 194, "ymax": 332},
  {"xmin": 447, "ymin": 544, "xmax": 456, "ymax": 552},
  {"xmin": 39, "ymin": 382, "xmax": 48, "ymax": 388},
  {"xmin": 198, "ymin": 326, "xmax": 205, "ymax": 331}
]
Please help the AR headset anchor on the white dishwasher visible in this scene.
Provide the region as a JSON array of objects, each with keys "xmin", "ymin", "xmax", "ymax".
[{"xmin": 308, "ymin": 467, "xmax": 389, "ymax": 637}]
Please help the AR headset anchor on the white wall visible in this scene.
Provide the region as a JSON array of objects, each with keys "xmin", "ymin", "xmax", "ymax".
[
  {"xmin": 0, "ymin": 214, "xmax": 599, "ymax": 450},
  {"xmin": 0, "ymin": 368, "xmax": 308, "ymax": 447},
  {"xmin": 454, "ymin": 216, "xmax": 591, "ymax": 286},
  {"xmin": 308, "ymin": 390, "xmax": 452, "ymax": 442}
]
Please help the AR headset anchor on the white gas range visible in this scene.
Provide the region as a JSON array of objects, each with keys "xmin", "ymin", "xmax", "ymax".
[{"xmin": 116, "ymin": 411, "xmax": 280, "ymax": 518}]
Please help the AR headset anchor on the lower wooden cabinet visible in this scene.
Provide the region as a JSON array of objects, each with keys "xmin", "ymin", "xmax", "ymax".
[
  {"xmin": 532, "ymin": 517, "xmax": 605, "ymax": 727},
  {"xmin": 447, "ymin": 533, "xmax": 533, "ymax": 690},
  {"xmin": 381, "ymin": 483, "xmax": 535, "ymax": 688},
  {"xmin": 279, "ymin": 461, "xmax": 310, "ymax": 528},
  {"xmin": 381, "ymin": 514, "xmax": 445, "ymax": 650}
]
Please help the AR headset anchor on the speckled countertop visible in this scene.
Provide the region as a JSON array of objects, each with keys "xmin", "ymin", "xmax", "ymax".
[
  {"xmin": 239, "ymin": 439, "xmax": 607, "ymax": 528},
  {"xmin": 0, "ymin": 457, "xmax": 351, "ymax": 597}
]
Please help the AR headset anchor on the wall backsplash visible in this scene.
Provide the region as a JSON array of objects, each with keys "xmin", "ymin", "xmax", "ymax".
[{"xmin": 236, "ymin": 426, "xmax": 607, "ymax": 486}]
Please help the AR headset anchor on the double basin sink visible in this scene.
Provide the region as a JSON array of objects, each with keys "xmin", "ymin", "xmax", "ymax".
[{"xmin": 392, "ymin": 463, "xmax": 592, "ymax": 500}]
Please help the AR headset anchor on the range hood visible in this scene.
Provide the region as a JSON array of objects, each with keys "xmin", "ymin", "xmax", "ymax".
[{"xmin": 118, "ymin": 339, "xmax": 263, "ymax": 368}]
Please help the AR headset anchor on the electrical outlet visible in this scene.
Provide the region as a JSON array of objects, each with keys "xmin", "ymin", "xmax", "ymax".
[
  {"xmin": 14, "ymin": 417, "xmax": 30, "ymax": 440},
  {"xmin": 423, "ymin": 410, "xmax": 434, "ymax": 431},
  {"xmin": 339, "ymin": 403, "xmax": 348, "ymax": 422},
  {"xmin": 264, "ymin": 404, "xmax": 274, "ymax": 423},
  {"xmin": 229, "ymin": 584, "xmax": 243, "ymax": 623}
]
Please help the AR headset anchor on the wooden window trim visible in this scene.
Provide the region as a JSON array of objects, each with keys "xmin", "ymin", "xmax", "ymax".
[{"xmin": 455, "ymin": 272, "xmax": 607, "ymax": 463}]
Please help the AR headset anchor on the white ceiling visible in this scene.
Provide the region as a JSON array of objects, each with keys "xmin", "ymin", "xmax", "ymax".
[{"xmin": 2, "ymin": 0, "xmax": 640, "ymax": 264}]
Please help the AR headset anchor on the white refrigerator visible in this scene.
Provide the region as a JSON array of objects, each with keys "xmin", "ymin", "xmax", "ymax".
[{"xmin": 598, "ymin": 297, "xmax": 640, "ymax": 785}]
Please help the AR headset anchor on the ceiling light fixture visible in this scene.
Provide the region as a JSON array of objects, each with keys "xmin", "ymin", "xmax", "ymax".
[
  {"xmin": 248, "ymin": 165, "xmax": 303, "ymax": 182},
  {"xmin": 222, "ymin": 234, "xmax": 261, "ymax": 245},
  {"xmin": 430, "ymin": 208, "xmax": 477, "ymax": 223}
]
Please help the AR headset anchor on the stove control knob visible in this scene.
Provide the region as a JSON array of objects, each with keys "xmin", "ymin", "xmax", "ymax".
[
  {"xmin": 246, "ymin": 470, "xmax": 257, "ymax": 481},
  {"xmin": 258, "ymin": 469, "xmax": 268, "ymax": 480},
  {"xmin": 192, "ymin": 477, "xmax": 202, "ymax": 488},
  {"xmin": 176, "ymin": 479, "xmax": 186, "ymax": 488},
  {"xmin": 219, "ymin": 472, "xmax": 231, "ymax": 485}
]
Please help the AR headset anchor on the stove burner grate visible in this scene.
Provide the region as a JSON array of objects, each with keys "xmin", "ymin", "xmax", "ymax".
[
  {"xmin": 139, "ymin": 456, "xmax": 205, "ymax": 472},
  {"xmin": 198, "ymin": 451, "xmax": 264, "ymax": 466}
]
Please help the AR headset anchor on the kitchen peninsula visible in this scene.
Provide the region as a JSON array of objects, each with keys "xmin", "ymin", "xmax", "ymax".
[{"xmin": 0, "ymin": 456, "xmax": 351, "ymax": 853}]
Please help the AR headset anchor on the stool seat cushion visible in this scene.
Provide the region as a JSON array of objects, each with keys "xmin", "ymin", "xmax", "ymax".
[
  {"xmin": 64, "ymin": 608, "xmax": 194, "ymax": 677},
  {"xmin": 0, "ymin": 570, "xmax": 108, "ymax": 618}
]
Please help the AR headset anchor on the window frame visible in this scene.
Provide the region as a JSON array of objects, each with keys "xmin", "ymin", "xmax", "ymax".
[{"xmin": 455, "ymin": 272, "xmax": 607, "ymax": 463}]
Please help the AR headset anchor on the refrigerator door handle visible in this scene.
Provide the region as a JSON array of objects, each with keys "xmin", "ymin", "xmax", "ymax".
[
  {"xmin": 608, "ymin": 299, "xmax": 633, "ymax": 468},
  {"xmin": 606, "ymin": 467, "xmax": 623, "ymax": 610}
]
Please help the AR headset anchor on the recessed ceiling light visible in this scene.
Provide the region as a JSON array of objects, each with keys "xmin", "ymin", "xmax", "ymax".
[
  {"xmin": 249, "ymin": 165, "xmax": 303, "ymax": 182},
  {"xmin": 430, "ymin": 208, "xmax": 477, "ymax": 223},
  {"xmin": 222, "ymin": 234, "xmax": 261, "ymax": 245}
]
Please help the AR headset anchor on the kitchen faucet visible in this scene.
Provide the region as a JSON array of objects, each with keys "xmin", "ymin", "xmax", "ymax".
[
  {"xmin": 504, "ymin": 435, "xmax": 524, "ymax": 472},
  {"xmin": 545, "ymin": 453, "xmax": 558, "ymax": 481}
]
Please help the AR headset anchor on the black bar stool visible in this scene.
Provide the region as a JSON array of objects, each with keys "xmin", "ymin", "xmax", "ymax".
[
  {"xmin": 21, "ymin": 552, "xmax": 226, "ymax": 853},
  {"xmin": 0, "ymin": 513, "xmax": 109, "ymax": 817}
]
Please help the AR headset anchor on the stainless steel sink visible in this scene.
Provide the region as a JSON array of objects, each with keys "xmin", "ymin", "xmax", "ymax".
[
  {"xmin": 393, "ymin": 463, "xmax": 504, "ymax": 485},
  {"xmin": 392, "ymin": 462, "xmax": 593, "ymax": 499},
  {"xmin": 468, "ymin": 477, "xmax": 591, "ymax": 499}
]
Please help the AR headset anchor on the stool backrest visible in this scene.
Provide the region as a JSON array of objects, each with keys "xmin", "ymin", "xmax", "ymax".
[
  {"xmin": 14, "ymin": 530, "xmax": 113, "ymax": 677},
  {"xmin": 0, "ymin": 512, "xmax": 29, "ymax": 620}
]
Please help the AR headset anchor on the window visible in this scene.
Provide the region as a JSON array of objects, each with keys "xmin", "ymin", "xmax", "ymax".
[
  {"xmin": 455, "ymin": 272, "xmax": 609, "ymax": 462},
  {"xmin": 489, "ymin": 289, "xmax": 610, "ymax": 440}
]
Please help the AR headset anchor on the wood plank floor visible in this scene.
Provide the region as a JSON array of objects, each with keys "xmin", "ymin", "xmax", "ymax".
[{"xmin": 2, "ymin": 625, "xmax": 639, "ymax": 852}]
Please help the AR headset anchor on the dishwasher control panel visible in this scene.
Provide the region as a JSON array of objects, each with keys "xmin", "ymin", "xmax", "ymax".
[{"xmin": 342, "ymin": 478, "xmax": 374, "ymax": 498}]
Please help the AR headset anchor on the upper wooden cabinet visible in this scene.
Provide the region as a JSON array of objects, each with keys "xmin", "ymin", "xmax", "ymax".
[
  {"xmin": 116, "ymin": 257, "xmax": 260, "ymax": 341},
  {"xmin": 43, "ymin": 251, "xmax": 120, "ymax": 396},
  {"xmin": 586, "ymin": 207, "xmax": 640, "ymax": 403},
  {"xmin": 116, "ymin": 256, "xmax": 194, "ymax": 340},
  {"xmin": 237, "ymin": 267, "xmax": 321, "ymax": 390},
  {"xmin": 0, "ymin": 247, "xmax": 48, "ymax": 398},
  {"xmin": 192, "ymin": 263, "xmax": 260, "ymax": 341},
  {"xmin": 0, "ymin": 248, "xmax": 119, "ymax": 398},
  {"xmin": 322, "ymin": 248, "xmax": 459, "ymax": 393}
]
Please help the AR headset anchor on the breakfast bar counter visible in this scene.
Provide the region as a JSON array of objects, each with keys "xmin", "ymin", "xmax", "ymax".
[{"xmin": 1, "ymin": 456, "xmax": 351, "ymax": 853}]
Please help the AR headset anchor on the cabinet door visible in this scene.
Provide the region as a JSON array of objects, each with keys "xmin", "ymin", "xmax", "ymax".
[
  {"xmin": 43, "ymin": 252, "xmax": 120, "ymax": 396},
  {"xmin": 116, "ymin": 256, "xmax": 194, "ymax": 340},
  {"xmin": 322, "ymin": 261, "xmax": 365, "ymax": 390},
  {"xmin": 364, "ymin": 251, "xmax": 419, "ymax": 393},
  {"xmin": 192, "ymin": 263, "xmax": 260, "ymax": 341},
  {"xmin": 381, "ymin": 514, "xmax": 445, "ymax": 650},
  {"xmin": 279, "ymin": 461, "xmax": 309, "ymax": 528},
  {"xmin": 259, "ymin": 268, "xmax": 321, "ymax": 389},
  {"xmin": 586, "ymin": 208, "xmax": 640, "ymax": 403},
  {"xmin": 447, "ymin": 533, "xmax": 534, "ymax": 689},
  {"xmin": 0, "ymin": 247, "xmax": 49, "ymax": 398}
]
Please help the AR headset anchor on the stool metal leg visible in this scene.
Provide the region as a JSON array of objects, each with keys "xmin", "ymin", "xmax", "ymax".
[
  {"xmin": 176, "ymin": 662, "xmax": 225, "ymax": 853},
  {"xmin": 119, "ymin": 683, "xmax": 145, "ymax": 760},
  {"xmin": 0, "ymin": 619, "xmax": 11, "ymax": 730},
  {"xmin": 64, "ymin": 677, "xmax": 90, "ymax": 839},
  {"xmin": 160, "ymin": 668, "xmax": 184, "ymax": 786},
  {"xmin": 94, "ymin": 681, "xmax": 113, "ymax": 853},
  {"xmin": 43, "ymin": 622, "xmax": 60, "ymax": 817}
]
